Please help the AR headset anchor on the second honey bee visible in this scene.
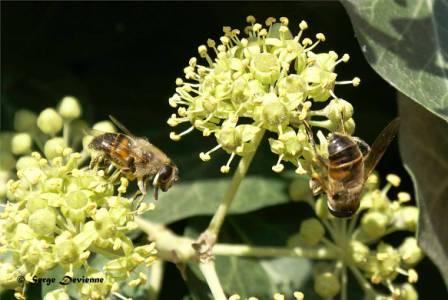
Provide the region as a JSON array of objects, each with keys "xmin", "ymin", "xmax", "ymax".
[
  {"xmin": 305, "ymin": 118, "xmax": 400, "ymax": 217},
  {"xmin": 89, "ymin": 116, "xmax": 179, "ymax": 200}
]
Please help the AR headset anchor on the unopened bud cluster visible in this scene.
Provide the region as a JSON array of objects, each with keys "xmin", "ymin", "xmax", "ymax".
[
  {"xmin": 0, "ymin": 100, "xmax": 157, "ymax": 299},
  {"xmin": 168, "ymin": 16, "xmax": 360, "ymax": 174},
  {"xmin": 288, "ymin": 173, "xmax": 422, "ymax": 299}
]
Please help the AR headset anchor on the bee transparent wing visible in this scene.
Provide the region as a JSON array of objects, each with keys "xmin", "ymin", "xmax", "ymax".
[
  {"xmin": 363, "ymin": 118, "xmax": 400, "ymax": 180},
  {"xmin": 109, "ymin": 115, "xmax": 135, "ymax": 137}
]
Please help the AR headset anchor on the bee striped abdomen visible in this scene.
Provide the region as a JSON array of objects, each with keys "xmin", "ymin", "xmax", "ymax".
[
  {"xmin": 90, "ymin": 133, "xmax": 132, "ymax": 167},
  {"xmin": 328, "ymin": 134, "xmax": 363, "ymax": 185}
]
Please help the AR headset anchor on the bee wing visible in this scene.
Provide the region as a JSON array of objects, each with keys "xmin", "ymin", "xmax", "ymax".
[
  {"xmin": 363, "ymin": 118, "xmax": 400, "ymax": 180},
  {"xmin": 109, "ymin": 115, "xmax": 135, "ymax": 137}
]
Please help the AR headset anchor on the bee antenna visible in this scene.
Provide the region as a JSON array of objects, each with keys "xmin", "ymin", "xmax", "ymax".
[
  {"xmin": 340, "ymin": 111, "xmax": 346, "ymax": 134},
  {"xmin": 153, "ymin": 187, "xmax": 159, "ymax": 201}
]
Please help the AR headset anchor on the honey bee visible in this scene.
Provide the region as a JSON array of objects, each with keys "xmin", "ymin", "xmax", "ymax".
[
  {"xmin": 305, "ymin": 118, "xmax": 400, "ymax": 217},
  {"xmin": 89, "ymin": 116, "xmax": 179, "ymax": 200}
]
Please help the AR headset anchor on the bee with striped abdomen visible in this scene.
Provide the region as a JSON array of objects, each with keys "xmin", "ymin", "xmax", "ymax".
[
  {"xmin": 305, "ymin": 118, "xmax": 400, "ymax": 217},
  {"xmin": 89, "ymin": 116, "xmax": 179, "ymax": 200}
]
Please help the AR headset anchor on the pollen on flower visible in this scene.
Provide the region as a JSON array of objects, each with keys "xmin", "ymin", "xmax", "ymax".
[
  {"xmin": 299, "ymin": 20, "xmax": 308, "ymax": 30},
  {"xmin": 386, "ymin": 174, "xmax": 401, "ymax": 187},
  {"xmin": 316, "ymin": 33, "xmax": 326, "ymax": 41}
]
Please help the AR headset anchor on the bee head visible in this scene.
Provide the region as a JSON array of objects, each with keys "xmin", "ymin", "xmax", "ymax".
[
  {"xmin": 153, "ymin": 164, "xmax": 179, "ymax": 196},
  {"xmin": 327, "ymin": 190, "xmax": 361, "ymax": 218}
]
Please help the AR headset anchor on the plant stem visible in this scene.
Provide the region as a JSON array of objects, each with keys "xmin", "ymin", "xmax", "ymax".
[
  {"xmin": 135, "ymin": 217, "xmax": 196, "ymax": 262},
  {"xmin": 148, "ymin": 260, "xmax": 164, "ymax": 300},
  {"xmin": 213, "ymin": 243, "xmax": 338, "ymax": 259},
  {"xmin": 349, "ymin": 265, "xmax": 377, "ymax": 298},
  {"xmin": 341, "ymin": 265, "xmax": 348, "ymax": 300},
  {"xmin": 63, "ymin": 121, "xmax": 70, "ymax": 146},
  {"xmin": 207, "ymin": 128, "xmax": 265, "ymax": 237},
  {"xmin": 199, "ymin": 261, "xmax": 227, "ymax": 300}
]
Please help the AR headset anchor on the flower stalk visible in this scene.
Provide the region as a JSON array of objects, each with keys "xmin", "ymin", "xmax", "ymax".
[{"xmin": 207, "ymin": 128, "xmax": 265, "ymax": 237}]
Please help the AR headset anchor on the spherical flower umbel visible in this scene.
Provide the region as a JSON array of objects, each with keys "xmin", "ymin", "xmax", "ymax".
[
  {"xmin": 168, "ymin": 16, "xmax": 360, "ymax": 173},
  {"xmin": 0, "ymin": 149, "xmax": 155, "ymax": 299}
]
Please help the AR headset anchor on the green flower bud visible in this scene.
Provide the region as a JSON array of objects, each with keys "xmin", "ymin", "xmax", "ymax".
[
  {"xmin": 299, "ymin": 218, "xmax": 325, "ymax": 246},
  {"xmin": 349, "ymin": 240, "xmax": 370, "ymax": 266},
  {"xmin": 79, "ymin": 272, "xmax": 112, "ymax": 300},
  {"xmin": 37, "ymin": 108, "xmax": 63, "ymax": 135},
  {"xmin": 314, "ymin": 272, "xmax": 340, "ymax": 298},
  {"xmin": 343, "ymin": 118, "xmax": 355, "ymax": 135},
  {"xmin": 26, "ymin": 195, "xmax": 48, "ymax": 213},
  {"xmin": 28, "ymin": 207, "xmax": 56, "ymax": 236},
  {"xmin": 0, "ymin": 263, "xmax": 20, "ymax": 289},
  {"xmin": 94, "ymin": 208, "xmax": 115, "ymax": 238},
  {"xmin": 315, "ymin": 196, "xmax": 330, "ymax": 219},
  {"xmin": 250, "ymin": 53, "xmax": 280, "ymax": 85},
  {"xmin": 44, "ymin": 137, "xmax": 67, "ymax": 159},
  {"xmin": 261, "ymin": 94, "xmax": 289, "ymax": 129},
  {"xmin": 14, "ymin": 109, "xmax": 37, "ymax": 132},
  {"xmin": 58, "ymin": 96, "xmax": 82, "ymax": 120},
  {"xmin": 55, "ymin": 239, "xmax": 80, "ymax": 264},
  {"xmin": 62, "ymin": 191, "xmax": 89, "ymax": 223},
  {"xmin": 361, "ymin": 211, "xmax": 388, "ymax": 240},
  {"xmin": 20, "ymin": 239, "xmax": 55, "ymax": 271},
  {"xmin": 44, "ymin": 288, "xmax": 70, "ymax": 300},
  {"xmin": 375, "ymin": 242, "xmax": 400, "ymax": 281},
  {"xmin": 15, "ymin": 224, "xmax": 36, "ymax": 241},
  {"xmin": 21, "ymin": 167, "xmax": 45, "ymax": 186},
  {"xmin": 397, "ymin": 283, "xmax": 418, "ymax": 300},
  {"xmin": 399, "ymin": 237, "xmax": 423, "ymax": 266},
  {"xmin": 310, "ymin": 52, "xmax": 337, "ymax": 72},
  {"xmin": 395, "ymin": 207, "xmax": 419, "ymax": 231},
  {"xmin": 277, "ymin": 75, "xmax": 308, "ymax": 106},
  {"xmin": 217, "ymin": 127, "xmax": 241, "ymax": 152},
  {"xmin": 93, "ymin": 121, "xmax": 116, "ymax": 133},
  {"xmin": 288, "ymin": 176, "xmax": 312, "ymax": 202},
  {"xmin": 325, "ymin": 98, "xmax": 353, "ymax": 123},
  {"xmin": 11, "ymin": 133, "xmax": 32, "ymax": 155},
  {"xmin": 44, "ymin": 177, "xmax": 64, "ymax": 193},
  {"xmin": 16, "ymin": 156, "xmax": 39, "ymax": 170}
]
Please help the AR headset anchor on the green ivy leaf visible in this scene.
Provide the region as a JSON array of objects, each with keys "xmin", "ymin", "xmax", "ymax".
[
  {"xmin": 398, "ymin": 94, "xmax": 448, "ymax": 288},
  {"xmin": 342, "ymin": 0, "xmax": 448, "ymax": 121},
  {"xmin": 144, "ymin": 174, "xmax": 295, "ymax": 224}
]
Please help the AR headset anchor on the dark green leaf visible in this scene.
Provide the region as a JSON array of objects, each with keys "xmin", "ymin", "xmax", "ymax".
[
  {"xmin": 143, "ymin": 174, "xmax": 293, "ymax": 224},
  {"xmin": 342, "ymin": 0, "xmax": 448, "ymax": 121},
  {"xmin": 398, "ymin": 93, "xmax": 448, "ymax": 288}
]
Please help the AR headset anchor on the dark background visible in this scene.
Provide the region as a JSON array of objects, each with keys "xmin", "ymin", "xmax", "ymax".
[{"xmin": 1, "ymin": 1, "xmax": 445, "ymax": 299}]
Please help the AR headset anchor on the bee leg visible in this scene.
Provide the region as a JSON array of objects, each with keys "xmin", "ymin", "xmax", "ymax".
[
  {"xmin": 108, "ymin": 170, "xmax": 121, "ymax": 183},
  {"xmin": 138, "ymin": 179, "xmax": 147, "ymax": 196},
  {"xmin": 309, "ymin": 177, "xmax": 323, "ymax": 196},
  {"xmin": 89, "ymin": 155, "xmax": 101, "ymax": 170},
  {"xmin": 106, "ymin": 164, "xmax": 115, "ymax": 174},
  {"xmin": 303, "ymin": 121, "xmax": 328, "ymax": 168},
  {"xmin": 352, "ymin": 137, "xmax": 371, "ymax": 158}
]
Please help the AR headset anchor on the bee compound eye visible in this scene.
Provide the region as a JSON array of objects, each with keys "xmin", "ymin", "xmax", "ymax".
[
  {"xmin": 332, "ymin": 193, "xmax": 341, "ymax": 201},
  {"xmin": 158, "ymin": 166, "xmax": 173, "ymax": 183}
]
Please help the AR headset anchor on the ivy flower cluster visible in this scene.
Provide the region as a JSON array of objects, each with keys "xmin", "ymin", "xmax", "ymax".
[
  {"xmin": 288, "ymin": 174, "xmax": 422, "ymax": 299},
  {"xmin": 168, "ymin": 16, "xmax": 360, "ymax": 174},
  {"xmin": 0, "ymin": 99, "xmax": 156, "ymax": 300}
]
